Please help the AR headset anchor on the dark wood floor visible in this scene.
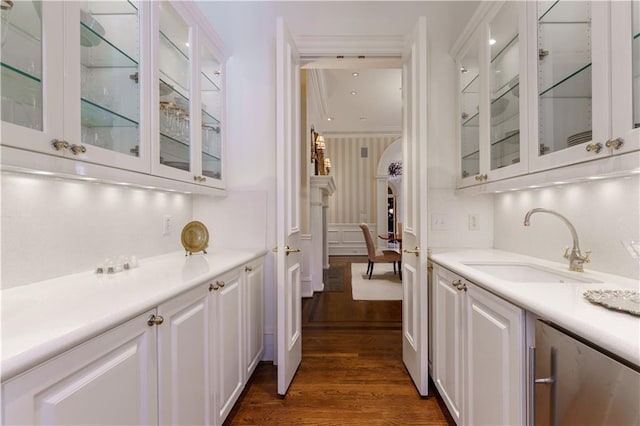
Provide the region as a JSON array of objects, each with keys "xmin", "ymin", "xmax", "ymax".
[{"xmin": 224, "ymin": 256, "xmax": 453, "ymax": 425}]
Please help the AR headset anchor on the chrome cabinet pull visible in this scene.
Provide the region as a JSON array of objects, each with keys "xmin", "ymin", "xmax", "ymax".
[
  {"xmin": 530, "ymin": 346, "xmax": 558, "ymax": 426},
  {"xmin": 147, "ymin": 314, "xmax": 164, "ymax": 326},
  {"xmin": 585, "ymin": 142, "xmax": 602, "ymax": 154},
  {"xmin": 69, "ymin": 144, "xmax": 87, "ymax": 155}
]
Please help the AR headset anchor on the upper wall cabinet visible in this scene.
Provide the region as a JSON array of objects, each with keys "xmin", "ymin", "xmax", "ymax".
[
  {"xmin": 456, "ymin": 2, "xmax": 529, "ymax": 188},
  {"xmin": 1, "ymin": 1, "xmax": 150, "ymax": 172},
  {"xmin": 454, "ymin": 0, "xmax": 640, "ymax": 190},
  {"xmin": 527, "ymin": 0, "xmax": 640, "ymax": 172},
  {"xmin": 151, "ymin": 1, "xmax": 225, "ymax": 189},
  {"xmin": 1, "ymin": 1, "xmax": 227, "ymax": 192}
]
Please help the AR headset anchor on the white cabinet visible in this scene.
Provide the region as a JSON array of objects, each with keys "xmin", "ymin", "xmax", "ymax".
[
  {"xmin": 527, "ymin": 0, "xmax": 640, "ymax": 172},
  {"xmin": 455, "ymin": 0, "xmax": 640, "ymax": 190},
  {"xmin": 157, "ymin": 285, "xmax": 211, "ymax": 425},
  {"xmin": 431, "ymin": 264, "xmax": 525, "ymax": 426},
  {"xmin": 1, "ymin": 1, "xmax": 151, "ymax": 172},
  {"xmin": 1, "ymin": 1, "xmax": 227, "ymax": 192},
  {"xmin": 244, "ymin": 258, "xmax": 265, "ymax": 378},
  {"xmin": 2, "ymin": 310, "xmax": 158, "ymax": 426},
  {"xmin": 464, "ymin": 280, "xmax": 525, "ymax": 426},
  {"xmin": 208, "ymin": 267, "xmax": 244, "ymax": 425},
  {"xmin": 151, "ymin": 1, "xmax": 226, "ymax": 190},
  {"xmin": 433, "ymin": 266, "xmax": 464, "ymax": 424},
  {"xmin": 456, "ymin": 2, "xmax": 529, "ymax": 188}
]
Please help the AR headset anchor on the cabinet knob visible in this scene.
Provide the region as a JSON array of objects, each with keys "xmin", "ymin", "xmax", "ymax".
[
  {"xmin": 51, "ymin": 139, "xmax": 69, "ymax": 151},
  {"xmin": 216, "ymin": 280, "xmax": 225, "ymax": 288},
  {"xmin": 605, "ymin": 137, "xmax": 624, "ymax": 150},
  {"xmin": 474, "ymin": 174, "xmax": 488, "ymax": 182},
  {"xmin": 69, "ymin": 144, "xmax": 87, "ymax": 155},
  {"xmin": 193, "ymin": 175, "xmax": 207, "ymax": 183},
  {"xmin": 245, "ymin": 266, "xmax": 253, "ymax": 272},
  {"xmin": 147, "ymin": 314, "xmax": 164, "ymax": 326},
  {"xmin": 209, "ymin": 283, "xmax": 219, "ymax": 292},
  {"xmin": 585, "ymin": 143, "xmax": 602, "ymax": 154}
]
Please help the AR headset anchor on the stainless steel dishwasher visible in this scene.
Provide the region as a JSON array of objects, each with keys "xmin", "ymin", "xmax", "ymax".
[{"xmin": 530, "ymin": 320, "xmax": 640, "ymax": 425}]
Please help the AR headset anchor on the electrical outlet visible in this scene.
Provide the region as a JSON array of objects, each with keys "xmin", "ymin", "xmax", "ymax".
[
  {"xmin": 430, "ymin": 213, "xmax": 448, "ymax": 231},
  {"xmin": 162, "ymin": 215, "xmax": 172, "ymax": 236},
  {"xmin": 468, "ymin": 214, "xmax": 479, "ymax": 231}
]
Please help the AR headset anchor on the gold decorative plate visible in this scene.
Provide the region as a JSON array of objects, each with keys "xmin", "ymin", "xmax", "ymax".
[{"xmin": 181, "ymin": 221, "xmax": 209, "ymax": 254}]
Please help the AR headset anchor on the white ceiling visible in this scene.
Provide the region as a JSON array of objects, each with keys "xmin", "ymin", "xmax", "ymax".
[{"xmin": 309, "ymin": 67, "xmax": 402, "ymax": 134}]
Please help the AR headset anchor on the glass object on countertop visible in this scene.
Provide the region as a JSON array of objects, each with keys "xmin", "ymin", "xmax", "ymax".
[
  {"xmin": 489, "ymin": 2, "xmax": 520, "ymax": 170},
  {"xmin": 537, "ymin": 0, "xmax": 592, "ymax": 156},
  {"xmin": 460, "ymin": 29, "xmax": 480, "ymax": 179},
  {"xmin": 200, "ymin": 42, "xmax": 222, "ymax": 180},
  {"xmin": 1, "ymin": 0, "xmax": 43, "ymax": 130},
  {"xmin": 79, "ymin": 1, "xmax": 140, "ymax": 156},
  {"xmin": 158, "ymin": 1, "xmax": 191, "ymax": 172},
  {"xmin": 633, "ymin": 0, "xmax": 640, "ymax": 128}
]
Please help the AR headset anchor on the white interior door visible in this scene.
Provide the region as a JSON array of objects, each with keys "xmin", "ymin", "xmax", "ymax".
[
  {"xmin": 275, "ymin": 16, "xmax": 302, "ymax": 396},
  {"xmin": 401, "ymin": 16, "xmax": 430, "ymax": 396}
]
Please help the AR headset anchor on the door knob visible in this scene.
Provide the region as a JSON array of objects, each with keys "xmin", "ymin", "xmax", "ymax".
[
  {"xmin": 285, "ymin": 245, "xmax": 301, "ymax": 256},
  {"xmin": 403, "ymin": 246, "xmax": 420, "ymax": 256}
]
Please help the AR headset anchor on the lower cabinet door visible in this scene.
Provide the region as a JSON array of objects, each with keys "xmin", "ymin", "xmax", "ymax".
[
  {"xmin": 432, "ymin": 265, "xmax": 464, "ymax": 425},
  {"xmin": 157, "ymin": 285, "xmax": 211, "ymax": 426},
  {"xmin": 244, "ymin": 257, "xmax": 265, "ymax": 378},
  {"xmin": 2, "ymin": 310, "xmax": 158, "ymax": 426},
  {"xmin": 465, "ymin": 283, "xmax": 525, "ymax": 426},
  {"xmin": 210, "ymin": 268, "xmax": 244, "ymax": 425}
]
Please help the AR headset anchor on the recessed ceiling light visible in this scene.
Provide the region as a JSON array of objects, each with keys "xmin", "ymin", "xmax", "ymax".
[
  {"xmin": 489, "ymin": 38, "xmax": 496, "ymax": 45},
  {"xmin": 327, "ymin": 117, "xmax": 333, "ymax": 121},
  {"xmin": 185, "ymin": 42, "xmax": 190, "ymax": 47},
  {"xmin": 352, "ymin": 72, "xmax": 359, "ymax": 77},
  {"xmin": 350, "ymin": 91, "xmax": 357, "ymax": 95},
  {"xmin": 553, "ymin": 181, "xmax": 567, "ymax": 185}
]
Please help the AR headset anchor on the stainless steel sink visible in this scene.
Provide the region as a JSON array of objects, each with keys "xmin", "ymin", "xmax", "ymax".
[{"xmin": 462, "ymin": 262, "xmax": 602, "ymax": 283}]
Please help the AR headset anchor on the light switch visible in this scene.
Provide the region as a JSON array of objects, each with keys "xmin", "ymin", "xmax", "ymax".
[
  {"xmin": 431, "ymin": 213, "xmax": 448, "ymax": 231},
  {"xmin": 162, "ymin": 215, "xmax": 172, "ymax": 235}
]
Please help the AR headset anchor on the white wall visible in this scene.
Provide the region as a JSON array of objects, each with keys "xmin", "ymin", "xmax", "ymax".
[
  {"xmin": 494, "ymin": 176, "xmax": 640, "ymax": 280},
  {"xmin": 425, "ymin": 7, "xmax": 494, "ymax": 250},
  {"xmin": 1, "ymin": 171, "xmax": 193, "ymax": 289}
]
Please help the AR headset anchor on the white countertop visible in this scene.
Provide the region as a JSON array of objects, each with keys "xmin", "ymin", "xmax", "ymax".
[
  {"xmin": 430, "ymin": 249, "xmax": 640, "ymax": 367},
  {"xmin": 1, "ymin": 249, "xmax": 267, "ymax": 382}
]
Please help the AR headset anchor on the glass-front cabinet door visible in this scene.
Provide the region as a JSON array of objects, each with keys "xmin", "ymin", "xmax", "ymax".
[
  {"xmin": 529, "ymin": 0, "xmax": 612, "ymax": 171},
  {"xmin": 458, "ymin": 30, "xmax": 481, "ymax": 186},
  {"xmin": 66, "ymin": 0, "xmax": 149, "ymax": 172},
  {"xmin": 199, "ymin": 40, "xmax": 223, "ymax": 185},
  {"xmin": 488, "ymin": 1, "xmax": 527, "ymax": 179},
  {"xmin": 610, "ymin": 0, "xmax": 640, "ymax": 154},
  {"xmin": 1, "ymin": 1, "xmax": 64, "ymax": 153},
  {"xmin": 154, "ymin": 1, "xmax": 192, "ymax": 180}
]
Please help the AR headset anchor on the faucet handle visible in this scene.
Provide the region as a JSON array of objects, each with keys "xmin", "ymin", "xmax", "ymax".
[
  {"xmin": 583, "ymin": 249, "xmax": 592, "ymax": 263},
  {"xmin": 563, "ymin": 246, "xmax": 570, "ymax": 259}
]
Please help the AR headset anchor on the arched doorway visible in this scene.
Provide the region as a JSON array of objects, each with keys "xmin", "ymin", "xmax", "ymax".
[{"xmin": 376, "ymin": 137, "xmax": 402, "ymax": 249}]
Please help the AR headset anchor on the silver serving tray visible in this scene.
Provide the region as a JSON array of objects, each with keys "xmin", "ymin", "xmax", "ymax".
[{"xmin": 583, "ymin": 290, "xmax": 640, "ymax": 316}]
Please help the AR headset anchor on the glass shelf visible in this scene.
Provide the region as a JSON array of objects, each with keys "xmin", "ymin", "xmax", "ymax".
[
  {"xmin": 492, "ymin": 131, "xmax": 520, "ymax": 147},
  {"xmin": 539, "ymin": 1, "xmax": 590, "ymax": 24},
  {"xmin": 1, "ymin": 61, "xmax": 41, "ymax": 101},
  {"xmin": 203, "ymin": 150, "xmax": 221, "ymax": 162},
  {"xmin": 462, "ymin": 74, "xmax": 479, "ymax": 95},
  {"xmin": 81, "ymin": 98, "xmax": 138, "ymax": 128},
  {"xmin": 80, "ymin": 22, "xmax": 138, "ymax": 69},
  {"xmin": 491, "ymin": 83, "xmax": 519, "ymax": 126},
  {"xmin": 159, "ymin": 72, "xmax": 189, "ymax": 101},
  {"xmin": 201, "ymin": 72, "xmax": 220, "ymax": 92},
  {"xmin": 202, "ymin": 109, "xmax": 220, "ymax": 126},
  {"xmin": 462, "ymin": 150, "xmax": 479, "ymax": 161},
  {"xmin": 462, "ymin": 112, "xmax": 479, "ymax": 127},
  {"xmin": 160, "ymin": 133, "xmax": 190, "ymax": 170},
  {"xmin": 539, "ymin": 63, "xmax": 591, "ymax": 98},
  {"xmin": 1, "ymin": 3, "xmax": 42, "ymax": 45}
]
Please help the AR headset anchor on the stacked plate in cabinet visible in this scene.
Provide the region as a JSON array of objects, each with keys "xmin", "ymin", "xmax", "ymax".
[{"xmin": 566, "ymin": 130, "xmax": 592, "ymax": 147}]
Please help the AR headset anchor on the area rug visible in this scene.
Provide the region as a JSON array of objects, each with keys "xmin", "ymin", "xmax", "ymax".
[
  {"xmin": 322, "ymin": 265, "xmax": 344, "ymax": 292},
  {"xmin": 351, "ymin": 262, "xmax": 402, "ymax": 301}
]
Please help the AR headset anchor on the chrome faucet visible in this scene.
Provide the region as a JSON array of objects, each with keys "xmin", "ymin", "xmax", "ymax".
[{"xmin": 523, "ymin": 208, "xmax": 591, "ymax": 272}]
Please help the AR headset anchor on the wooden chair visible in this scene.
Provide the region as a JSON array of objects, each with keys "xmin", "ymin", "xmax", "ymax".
[{"xmin": 359, "ymin": 223, "xmax": 402, "ymax": 280}]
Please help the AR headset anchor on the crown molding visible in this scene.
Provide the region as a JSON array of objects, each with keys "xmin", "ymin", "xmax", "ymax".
[{"xmin": 307, "ymin": 70, "xmax": 329, "ymax": 122}]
